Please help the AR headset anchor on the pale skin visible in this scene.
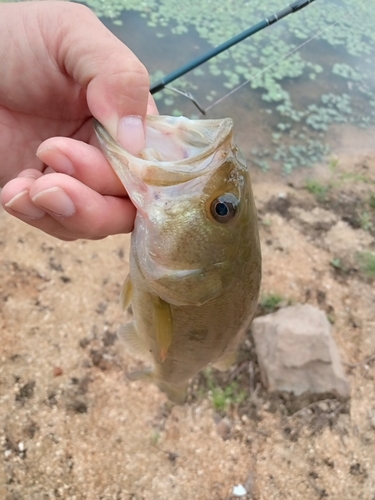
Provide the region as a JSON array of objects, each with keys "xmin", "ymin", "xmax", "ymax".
[{"xmin": 0, "ymin": 1, "xmax": 158, "ymax": 240}]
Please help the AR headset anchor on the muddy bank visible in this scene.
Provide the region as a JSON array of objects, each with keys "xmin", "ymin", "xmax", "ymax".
[{"xmin": 0, "ymin": 151, "xmax": 374, "ymax": 499}]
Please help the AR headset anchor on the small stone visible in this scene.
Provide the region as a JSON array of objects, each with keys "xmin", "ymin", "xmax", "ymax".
[
  {"xmin": 318, "ymin": 401, "xmax": 329, "ymax": 412},
  {"xmin": 15, "ymin": 380, "xmax": 36, "ymax": 403},
  {"xmin": 68, "ymin": 400, "xmax": 88, "ymax": 414},
  {"xmin": 53, "ymin": 366, "xmax": 63, "ymax": 377},
  {"xmin": 79, "ymin": 337, "xmax": 90, "ymax": 348},
  {"xmin": 252, "ymin": 304, "xmax": 349, "ymax": 398},
  {"xmin": 216, "ymin": 418, "xmax": 231, "ymax": 440},
  {"xmin": 232, "ymin": 484, "xmax": 247, "ymax": 497}
]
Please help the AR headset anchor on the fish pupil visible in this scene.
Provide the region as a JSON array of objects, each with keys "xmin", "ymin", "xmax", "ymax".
[{"xmin": 216, "ymin": 202, "xmax": 229, "ymax": 217}]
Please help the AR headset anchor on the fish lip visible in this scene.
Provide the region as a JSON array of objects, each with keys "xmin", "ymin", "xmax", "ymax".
[
  {"xmin": 93, "ymin": 116, "xmax": 234, "ymax": 185},
  {"xmin": 94, "ymin": 117, "xmax": 232, "ymax": 165}
]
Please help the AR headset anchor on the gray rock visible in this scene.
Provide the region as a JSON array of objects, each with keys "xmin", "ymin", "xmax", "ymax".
[{"xmin": 252, "ymin": 304, "xmax": 350, "ymax": 398}]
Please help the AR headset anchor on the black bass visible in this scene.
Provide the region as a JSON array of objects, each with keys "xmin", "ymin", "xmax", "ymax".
[{"xmin": 94, "ymin": 115, "xmax": 261, "ymax": 402}]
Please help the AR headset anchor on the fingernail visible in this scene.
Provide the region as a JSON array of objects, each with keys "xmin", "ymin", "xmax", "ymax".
[
  {"xmin": 117, "ymin": 116, "xmax": 145, "ymax": 156},
  {"xmin": 32, "ymin": 187, "xmax": 75, "ymax": 217},
  {"xmin": 5, "ymin": 190, "xmax": 46, "ymax": 219},
  {"xmin": 37, "ymin": 148, "xmax": 74, "ymax": 175}
]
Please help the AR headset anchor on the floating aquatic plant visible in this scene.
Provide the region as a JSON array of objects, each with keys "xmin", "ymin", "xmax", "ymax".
[{"xmin": 332, "ymin": 63, "xmax": 361, "ymax": 81}]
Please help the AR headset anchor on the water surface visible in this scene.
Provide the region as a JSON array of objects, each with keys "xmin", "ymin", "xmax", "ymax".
[{"xmin": 82, "ymin": 0, "xmax": 375, "ymax": 178}]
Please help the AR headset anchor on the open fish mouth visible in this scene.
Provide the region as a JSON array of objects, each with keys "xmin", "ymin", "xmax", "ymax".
[{"xmin": 93, "ymin": 116, "xmax": 234, "ymax": 187}]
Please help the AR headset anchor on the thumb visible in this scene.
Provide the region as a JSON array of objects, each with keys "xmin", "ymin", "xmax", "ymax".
[{"xmin": 57, "ymin": 3, "xmax": 149, "ymax": 153}]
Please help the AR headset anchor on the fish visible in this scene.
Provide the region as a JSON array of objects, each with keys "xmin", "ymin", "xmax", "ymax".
[{"xmin": 94, "ymin": 115, "xmax": 261, "ymax": 403}]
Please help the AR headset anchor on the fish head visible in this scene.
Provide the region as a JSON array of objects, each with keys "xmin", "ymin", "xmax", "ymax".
[{"xmin": 94, "ymin": 116, "xmax": 258, "ymax": 306}]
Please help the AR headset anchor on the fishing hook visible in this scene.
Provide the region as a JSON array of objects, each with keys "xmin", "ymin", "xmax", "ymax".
[{"xmin": 164, "ymin": 86, "xmax": 206, "ymax": 115}]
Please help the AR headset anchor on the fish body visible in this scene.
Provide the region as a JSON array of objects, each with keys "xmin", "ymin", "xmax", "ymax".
[{"xmin": 94, "ymin": 115, "xmax": 261, "ymax": 402}]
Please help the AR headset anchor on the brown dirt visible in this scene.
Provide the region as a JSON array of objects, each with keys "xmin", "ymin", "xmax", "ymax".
[{"xmin": 1, "ymin": 149, "xmax": 375, "ymax": 500}]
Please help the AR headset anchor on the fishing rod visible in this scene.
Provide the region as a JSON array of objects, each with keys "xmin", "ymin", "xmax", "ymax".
[{"xmin": 150, "ymin": 0, "xmax": 317, "ymax": 97}]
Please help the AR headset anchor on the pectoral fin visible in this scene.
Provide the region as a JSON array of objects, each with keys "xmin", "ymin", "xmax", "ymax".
[
  {"xmin": 118, "ymin": 322, "xmax": 149, "ymax": 357},
  {"xmin": 120, "ymin": 274, "xmax": 132, "ymax": 311},
  {"xmin": 152, "ymin": 295, "xmax": 173, "ymax": 363}
]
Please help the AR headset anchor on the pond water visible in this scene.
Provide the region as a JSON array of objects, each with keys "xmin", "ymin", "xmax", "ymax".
[{"xmin": 81, "ymin": 0, "xmax": 375, "ymax": 178}]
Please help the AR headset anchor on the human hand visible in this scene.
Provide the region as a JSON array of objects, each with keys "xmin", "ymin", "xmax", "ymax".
[{"xmin": 0, "ymin": 1, "xmax": 158, "ymax": 240}]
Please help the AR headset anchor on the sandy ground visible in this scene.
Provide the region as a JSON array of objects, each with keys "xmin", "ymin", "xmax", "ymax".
[{"xmin": 1, "ymin": 132, "xmax": 375, "ymax": 499}]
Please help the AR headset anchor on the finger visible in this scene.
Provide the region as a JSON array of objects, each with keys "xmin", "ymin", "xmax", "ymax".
[
  {"xmin": 147, "ymin": 94, "xmax": 159, "ymax": 115},
  {"xmin": 56, "ymin": 3, "xmax": 150, "ymax": 153},
  {"xmin": 1, "ymin": 176, "xmax": 46, "ymax": 219},
  {"xmin": 1, "ymin": 173, "xmax": 136, "ymax": 239},
  {"xmin": 30, "ymin": 173, "xmax": 137, "ymax": 237},
  {"xmin": 37, "ymin": 136, "xmax": 126, "ymax": 196}
]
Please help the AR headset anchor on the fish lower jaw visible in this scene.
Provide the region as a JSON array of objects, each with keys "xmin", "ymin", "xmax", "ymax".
[
  {"xmin": 139, "ymin": 260, "xmax": 227, "ymax": 306},
  {"xmin": 141, "ymin": 266, "xmax": 204, "ymax": 281}
]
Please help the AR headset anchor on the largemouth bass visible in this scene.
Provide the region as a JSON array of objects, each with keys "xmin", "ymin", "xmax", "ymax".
[{"xmin": 94, "ymin": 115, "xmax": 261, "ymax": 403}]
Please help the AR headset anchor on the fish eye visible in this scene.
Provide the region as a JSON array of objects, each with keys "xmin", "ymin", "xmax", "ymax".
[{"xmin": 210, "ymin": 193, "xmax": 239, "ymax": 223}]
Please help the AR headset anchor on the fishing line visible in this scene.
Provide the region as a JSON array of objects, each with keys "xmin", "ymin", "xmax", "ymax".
[
  {"xmin": 150, "ymin": 0, "xmax": 317, "ymax": 95},
  {"xmin": 205, "ymin": 2, "xmax": 357, "ymax": 112}
]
